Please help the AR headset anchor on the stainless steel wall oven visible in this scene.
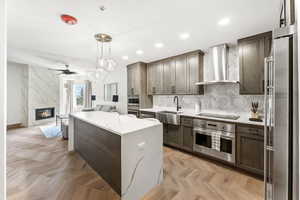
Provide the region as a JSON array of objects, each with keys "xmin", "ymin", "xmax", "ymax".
[{"xmin": 193, "ymin": 119, "xmax": 236, "ymax": 164}]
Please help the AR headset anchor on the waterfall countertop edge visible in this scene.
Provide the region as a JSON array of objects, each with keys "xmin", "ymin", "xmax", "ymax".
[{"xmin": 69, "ymin": 111, "xmax": 162, "ymax": 136}]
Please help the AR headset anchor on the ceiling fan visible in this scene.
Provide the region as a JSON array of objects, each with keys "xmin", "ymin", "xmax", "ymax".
[{"xmin": 48, "ymin": 64, "xmax": 77, "ymax": 75}]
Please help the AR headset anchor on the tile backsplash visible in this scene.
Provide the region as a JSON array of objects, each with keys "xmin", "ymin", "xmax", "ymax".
[
  {"xmin": 153, "ymin": 45, "xmax": 264, "ymax": 114},
  {"xmin": 153, "ymin": 84, "xmax": 264, "ymax": 114}
]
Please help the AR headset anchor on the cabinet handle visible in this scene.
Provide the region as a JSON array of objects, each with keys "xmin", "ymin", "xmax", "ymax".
[{"xmin": 172, "ymin": 86, "xmax": 175, "ymax": 94}]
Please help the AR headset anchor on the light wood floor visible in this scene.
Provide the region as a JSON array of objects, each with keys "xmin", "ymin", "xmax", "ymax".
[{"xmin": 7, "ymin": 126, "xmax": 264, "ymax": 200}]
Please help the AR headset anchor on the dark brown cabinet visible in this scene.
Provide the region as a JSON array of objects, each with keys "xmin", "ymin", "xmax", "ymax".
[
  {"xmin": 147, "ymin": 63, "xmax": 154, "ymax": 95},
  {"xmin": 236, "ymin": 124, "xmax": 264, "ymax": 175},
  {"xmin": 163, "ymin": 117, "xmax": 194, "ymax": 151},
  {"xmin": 163, "ymin": 59, "xmax": 176, "ymax": 94},
  {"xmin": 147, "ymin": 51, "xmax": 204, "ymax": 95},
  {"xmin": 127, "ymin": 64, "xmax": 140, "ymax": 96},
  {"xmin": 182, "ymin": 126, "xmax": 193, "ymax": 151},
  {"xmin": 163, "ymin": 124, "xmax": 181, "ymax": 147},
  {"xmin": 187, "ymin": 52, "xmax": 204, "ymax": 94},
  {"xmin": 127, "ymin": 62, "xmax": 152, "ymax": 111},
  {"xmin": 147, "ymin": 61, "xmax": 163, "ymax": 94},
  {"xmin": 162, "ymin": 115, "xmax": 265, "ymax": 176},
  {"xmin": 181, "ymin": 117, "xmax": 194, "ymax": 151},
  {"xmin": 175, "ymin": 55, "xmax": 188, "ymax": 94},
  {"xmin": 238, "ymin": 31, "xmax": 272, "ymax": 95}
]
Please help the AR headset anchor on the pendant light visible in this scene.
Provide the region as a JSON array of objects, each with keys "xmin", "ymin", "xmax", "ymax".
[{"xmin": 95, "ymin": 33, "xmax": 117, "ymax": 72}]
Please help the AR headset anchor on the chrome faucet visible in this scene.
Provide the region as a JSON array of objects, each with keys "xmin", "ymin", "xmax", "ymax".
[{"xmin": 173, "ymin": 96, "xmax": 181, "ymax": 112}]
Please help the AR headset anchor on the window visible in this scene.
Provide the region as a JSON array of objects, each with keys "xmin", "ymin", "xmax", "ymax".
[{"xmin": 73, "ymin": 84, "xmax": 86, "ymax": 111}]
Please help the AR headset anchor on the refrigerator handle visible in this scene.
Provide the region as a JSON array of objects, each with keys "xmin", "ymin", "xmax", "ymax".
[
  {"xmin": 264, "ymin": 56, "xmax": 274, "ymax": 200},
  {"xmin": 264, "ymin": 57, "xmax": 269, "ymax": 200}
]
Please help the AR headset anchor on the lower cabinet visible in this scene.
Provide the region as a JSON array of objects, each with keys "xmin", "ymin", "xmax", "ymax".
[
  {"xmin": 163, "ymin": 124, "xmax": 181, "ymax": 147},
  {"xmin": 162, "ymin": 117, "xmax": 265, "ymax": 177},
  {"xmin": 236, "ymin": 125, "xmax": 264, "ymax": 176},
  {"xmin": 181, "ymin": 126, "xmax": 194, "ymax": 151},
  {"xmin": 163, "ymin": 117, "xmax": 194, "ymax": 151}
]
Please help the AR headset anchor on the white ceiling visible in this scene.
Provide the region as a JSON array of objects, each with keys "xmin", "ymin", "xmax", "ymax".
[{"xmin": 8, "ymin": 0, "xmax": 280, "ymax": 71}]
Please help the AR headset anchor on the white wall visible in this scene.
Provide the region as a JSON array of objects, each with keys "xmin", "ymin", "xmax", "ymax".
[
  {"xmin": 93, "ymin": 67, "xmax": 127, "ymax": 114},
  {"xmin": 7, "ymin": 62, "xmax": 28, "ymax": 126},
  {"xmin": 0, "ymin": 0, "xmax": 6, "ymax": 199}
]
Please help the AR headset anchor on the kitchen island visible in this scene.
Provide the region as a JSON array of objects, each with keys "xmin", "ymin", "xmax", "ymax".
[{"xmin": 68, "ymin": 111, "xmax": 163, "ymax": 200}]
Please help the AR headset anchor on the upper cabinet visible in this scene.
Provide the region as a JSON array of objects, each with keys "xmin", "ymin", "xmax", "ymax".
[
  {"xmin": 187, "ymin": 52, "xmax": 204, "ymax": 94},
  {"xmin": 238, "ymin": 31, "xmax": 272, "ymax": 95},
  {"xmin": 163, "ymin": 59, "xmax": 176, "ymax": 94},
  {"xmin": 175, "ymin": 55, "xmax": 188, "ymax": 94},
  {"xmin": 147, "ymin": 51, "xmax": 204, "ymax": 95},
  {"xmin": 147, "ymin": 61, "xmax": 164, "ymax": 95},
  {"xmin": 127, "ymin": 63, "xmax": 140, "ymax": 96},
  {"xmin": 127, "ymin": 62, "xmax": 152, "ymax": 108}
]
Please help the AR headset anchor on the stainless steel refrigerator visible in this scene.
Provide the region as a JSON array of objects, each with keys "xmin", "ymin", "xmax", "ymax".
[{"xmin": 264, "ymin": 0, "xmax": 298, "ymax": 199}]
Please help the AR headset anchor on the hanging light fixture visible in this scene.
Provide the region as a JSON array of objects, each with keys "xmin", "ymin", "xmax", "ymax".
[{"xmin": 95, "ymin": 33, "xmax": 117, "ymax": 72}]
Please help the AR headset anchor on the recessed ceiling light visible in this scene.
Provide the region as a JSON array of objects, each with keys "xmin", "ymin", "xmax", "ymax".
[
  {"xmin": 218, "ymin": 17, "xmax": 230, "ymax": 26},
  {"xmin": 179, "ymin": 33, "xmax": 190, "ymax": 40},
  {"xmin": 122, "ymin": 56, "xmax": 129, "ymax": 60},
  {"xmin": 136, "ymin": 50, "xmax": 144, "ymax": 55},
  {"xmin": 154, "ymin": 43, "xmax": 164, "ymax": 48}
]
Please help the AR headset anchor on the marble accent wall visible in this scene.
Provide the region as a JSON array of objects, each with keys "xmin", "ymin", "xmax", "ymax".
[
  {"xmin": 7, "ymin": 62, "xmax": 29, "ymax": 126},
  {"xmin": 21, "ymin": 65, "xmax": 29, "ymax": 126},
  {"xmin": 153, "ymin": 45, "xmax": 265, "ymax": 115},
  {"xmin": 28, "ymin": 65, "xmax": 60, "ymax": 126}
]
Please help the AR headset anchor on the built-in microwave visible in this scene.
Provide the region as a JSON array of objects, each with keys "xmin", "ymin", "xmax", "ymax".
[{"xmin": 128, "ymin": 97, "xmax": 139, "ymax": 104}]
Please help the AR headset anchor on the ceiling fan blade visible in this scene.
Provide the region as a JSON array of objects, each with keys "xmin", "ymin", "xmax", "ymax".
[{"xmin": 48, "ymin": 68, "xmax": 65, "ymax": 71}]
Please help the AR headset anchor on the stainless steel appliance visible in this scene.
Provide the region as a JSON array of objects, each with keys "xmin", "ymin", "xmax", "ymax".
[
  {"xmin": 127, "ymin": 97, "xmax": 140, "ymax": 116},
  {"xmin": 264, "ymin": 0, "xmax": 298, "ymax": 199},
  {"xmin": 139, "ymin": 111, "xmax": 156, "ymax": 119},
  {"xmin": 128, "ymin": 97, "xmax": 139, "ymax": 104},
  {"xmin": 193, "ymin": 119, "xmax": 236, "ymax": 164},
  {"xmin": 195, "ymin": 44, "xmax": 239, "ymax": 85}
]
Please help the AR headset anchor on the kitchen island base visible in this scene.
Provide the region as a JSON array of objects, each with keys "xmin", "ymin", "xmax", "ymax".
[{"xmin": 68, "ymin": 112, "xmax": 163, "ymax": 200}]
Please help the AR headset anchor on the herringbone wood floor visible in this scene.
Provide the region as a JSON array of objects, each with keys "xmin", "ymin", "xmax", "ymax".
[{"xmin": 7, "ymin": 126, "xmax": 264, "ymax": 200}]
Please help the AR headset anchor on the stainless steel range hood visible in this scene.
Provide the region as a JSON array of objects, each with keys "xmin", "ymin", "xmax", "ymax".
[{"xmin": 196, "ymin": 44, "xmax": 239, "ymax": 85}]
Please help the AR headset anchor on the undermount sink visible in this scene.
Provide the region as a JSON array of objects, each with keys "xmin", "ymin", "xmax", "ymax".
[
  {"xmin": 196, "ymin": 112, "xmax": 240, "ymax": 120},
  {"xmin": 157, "ymin": 111, "xmax": 180, "ymax": 125}
]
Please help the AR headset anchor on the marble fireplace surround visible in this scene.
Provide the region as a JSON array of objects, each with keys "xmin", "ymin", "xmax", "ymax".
[
  {"xmin": 9, "ymin": 62, "xmax": 60, "ymax": 127},
  {"xmin": 27, "ymin": 65, "xmax": 60, "ymax": 126}
]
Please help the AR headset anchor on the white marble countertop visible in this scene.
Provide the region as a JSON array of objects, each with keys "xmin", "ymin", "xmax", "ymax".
[
  {"xmin": 70, "ymin": 111, "xmax": 161, "ymax": 136},
  {"xmin": 139, "ymin": 107, "xmax": 264, "ymax": 126}
]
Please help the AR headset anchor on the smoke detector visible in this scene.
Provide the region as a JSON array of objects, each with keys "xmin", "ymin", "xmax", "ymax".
[{"xmin": 60, "ymin": 14, "xmax": 78, "ymax": 25}]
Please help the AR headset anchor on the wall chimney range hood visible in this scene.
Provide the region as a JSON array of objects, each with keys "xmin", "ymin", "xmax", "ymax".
[{"xmin": 196, "ymin": 44, "xmax": 239, "ymax": 85}]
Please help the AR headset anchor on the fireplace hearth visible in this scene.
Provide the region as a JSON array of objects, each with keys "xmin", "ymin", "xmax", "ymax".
[{"xmin": 35, "ymin": 107, "xmax": 55, "ymax": 120}]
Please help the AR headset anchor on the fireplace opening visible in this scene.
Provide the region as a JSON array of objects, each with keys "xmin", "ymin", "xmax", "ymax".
[{"xmin": 35, "ymin": 107, "xmax": 55, "ymax": 121}]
